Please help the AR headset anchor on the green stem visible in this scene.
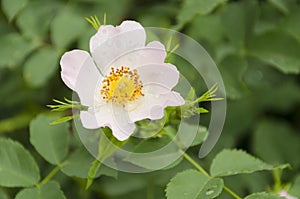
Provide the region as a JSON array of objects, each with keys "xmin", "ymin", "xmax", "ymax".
[
  {"xmin": 179, "ymin": 150, "xmax": 242, "ymax": 199},
  {"xmin": 272, "ymin": 169, "xmax": 282, "ymax": 192},
  {"xmin": 179, "ymin": 149, "xmax": 209, "ymax": 177},
  {"xmin": 224, "ymin": 186, "xmax": 242, "ymax": 199},
  {"xmin": 37, "ymin": 162, "xmax": 66, "ymax": 187},
  {"xmin": 146, "ymin": 181, "xmax": 154, "ymax": 199},
  {"xmin": 0, "ymin": 112, "xmax": 35, "ymax": 134}
]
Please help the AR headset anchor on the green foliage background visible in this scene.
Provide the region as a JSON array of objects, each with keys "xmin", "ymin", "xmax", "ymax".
[{"xmin": 0, "ymin": 0, "xmax": 300, "ymax": 198}]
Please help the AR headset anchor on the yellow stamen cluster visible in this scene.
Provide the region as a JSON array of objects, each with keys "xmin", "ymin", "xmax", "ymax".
[{"xmin": 100, "ymin": 66, "xmax": 144, "ymax": 106}]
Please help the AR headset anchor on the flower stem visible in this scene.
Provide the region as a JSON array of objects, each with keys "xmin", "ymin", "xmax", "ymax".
[{"xmin": 179, "ymin": 149, "xmax": 242, "ymax": 199}]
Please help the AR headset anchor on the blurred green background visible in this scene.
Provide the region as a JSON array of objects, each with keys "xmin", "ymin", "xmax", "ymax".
[{"xmin": 0, "ymin": 0, "xmax": 300, "ymax": 198}]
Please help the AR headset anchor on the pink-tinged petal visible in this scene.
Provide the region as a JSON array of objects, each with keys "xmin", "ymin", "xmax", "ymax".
[
  {"xmin": 89, "ymin": 25, "xmax": 116, "ymax": 52},
  {"xmin": 90, "ymin": 20, "xmax": 146, "ymax": 74},
  {"xmin": 279, "ymin": 190, "xmax": 298, "ymax": 199},
  {"xmin": 60, "ymin": 50, "xmax": 90, "ymax": 90},
  {"xmin": 145, "ymin": 41, "xmax": 167, "ymax": 63},
  {"xmin": 127, "ymin": 91, "xmax": 184, "ymax": 122},
  {"xmin": 162, "ymin": 91, "xmax": 185, "ymax": 107},
  {"xmin": 109, "ymin": 41, "xmax": 167, "ymax": 69},
  {"xmin": 136, "ymin": 63, "xmax": 180, "ymax": 93},
  {"xmin": 80, "ymin": 105, "xmax": 136, "ymax": 141},
  {"xmin": 119, "ymin": 20, "xmax": 144, "ymax": 34}
]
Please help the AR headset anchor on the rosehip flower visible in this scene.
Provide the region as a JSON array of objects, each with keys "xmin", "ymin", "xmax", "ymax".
[
  {"xmin": 279, "ymin": 190, "xmax": 298, "ymax": 199},
  {"xmin": 60, "ymin": 20, "xmax": 184, "ymax": 141}
]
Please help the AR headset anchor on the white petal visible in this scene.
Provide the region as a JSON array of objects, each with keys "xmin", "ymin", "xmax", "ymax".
[
  {"xmin": 90, "ymin": 20, "xmax": 146, "ymax": 74},
  {"xmin": 109, "ymin": 121, "xmax": 135, "ymax": 141},
  {"xmin": 80, "ymin": 105, "xmax": 136, "ymax": 141},
  {"xmin": 127, "ymin": 94, "xmax": 164, "ymax": 121},
  {"xmin": 73, "ymin": 55, "xmax": 101, "ymax": 108},
  {"xmin": 107, "ymin": 104, "xmax": 136, "ymax": 140},
  {"xmin": 136, "ymin": 63, "xmax": 180, "ymax": 94},
  {"xmin": 60, "ymin": 50, "xmax": 101, "ymax": 107},
  {"xmin": 80, "ymin": 110, "xmax": 101, "ymax": 129},
  {"xmin": 60, "ymin": 50, "xmax": 90, "ymax": 90},
  {"xmin": 109, "ymin": 41, "xmax": 167, "ymax": 69},
  {"xmin": 127, "ymin": 91, "xmax": 185, "ymax": 122}
]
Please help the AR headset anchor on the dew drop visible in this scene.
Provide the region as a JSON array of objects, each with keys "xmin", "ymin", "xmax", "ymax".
[{"xmin": 206, "ymin": 189, "xmax": 214, "ymax": 196}]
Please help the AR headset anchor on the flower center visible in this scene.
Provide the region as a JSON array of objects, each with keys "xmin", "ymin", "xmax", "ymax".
[{"xmin": 100, "ymin": 66, "xmax": 144, "ymax": 106}]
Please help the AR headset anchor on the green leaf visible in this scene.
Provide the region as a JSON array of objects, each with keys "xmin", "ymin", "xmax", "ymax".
[
  {"xmin": 210, "ymin": 149, "xmax": 288, "ymax": 177},
  {"xmin": 247, "ymin": 30, "xmax": 300, "ymax": 74},
  {"xmin": 188, "ymin": 15, "xmax": 224, "ymax": 46},
  {"xmin": 173, "ymin": 122, "xmax": 208, "ymax": 148},
  {"xmin": 15, "ymin": 181, "xmax": 66, "ymax": 199},
  {"xmin": 101, "ymin": 172, "xmax": 147, "ymax": 197},
  {"xmin": 30, "ymin": 114, "xmax": 69, "ymax": 165},
  {"xmin": 78, "ymin": 27, "xmax": 95, "ymax": 51},
  {"xmin": 0, "ymin": 33, "xmax": 35, "ymax": 68},
  {"xmin": 16, "ymin": 1, "xmax": 59, "ymax": 40},
  {"xmin": 252, "ymin": 120, "xmax": 300, "ymax": 169},
  {"xmin": 186, "ymin": 87, "xmax": 196, "ymax": 101},
  {"xmin": 197, "ymin": 178, "xmax": 224, "ymax": 198},
  {"xmin": 1, "ymin": 0, "xmax": 28, "ymax": 21},
  {"xmin": 281, "ymin": 8, "xmax": 300, "ymax": 42},
  {"xmin": 177, "ymin": 0, "xmax": 227, "ymax": 28},
  {"xmin": 219, "ymin": 55, "xmax": 248, "ymax": 99},
  {"xmin": 191, "ymin": 126, "xmax": 208, "ymax": 147},
  {"xmin": 0, "ymin": 138, "xmax": 40, "ymax": 187},
  {"xmin": 23, "ymin": 47, "xmax": 60, "ymax": 88},
  {"xmin": 269, "ymin": 0, "xmax": 293, "ymax": 14},
  {"xmin": 166, "ymin": 170, "xmax": 224, "ymax": 199},
  {"xmin": 169, "ymin": 118, "xmax": 202, "ymax": 148},
  {"xmin": 61, "ymin": 148, "xmax": 117, "ymax": 179},
  {"xmin": 245, "ymin": 192, "xmax": 284, "ymax": 199},
  {"xmin": 289, "ymin": 175, "xmax": 300, "ymax": 197},
  {"xmin": 0, "ymin": 189, "xmax": 8, "ymax": 199},
  {"xmin": 162, "ymin": 156, "xmax": 184, "ymax": 170},
  {"xmin": 51, "ymin": 7, "xmax": 87, "ymax": 49},
  {"xmin": 221, "ymin": 0, "xmax": 258, "ymax": 49},
  {"xmin": 125, "ymin": 135, "xmax": 181, "ymax": 170}
]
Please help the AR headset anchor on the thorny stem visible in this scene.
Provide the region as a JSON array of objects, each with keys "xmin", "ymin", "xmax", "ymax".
[{"xmin": 179, "ymin": 149, "xmax": 242, "ymax": 199}]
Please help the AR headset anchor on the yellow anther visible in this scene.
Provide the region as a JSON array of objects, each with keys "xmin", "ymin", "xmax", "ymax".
[{"xmin": 100, "ymin": 66, "xmax": 144, "ymax": 106}]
